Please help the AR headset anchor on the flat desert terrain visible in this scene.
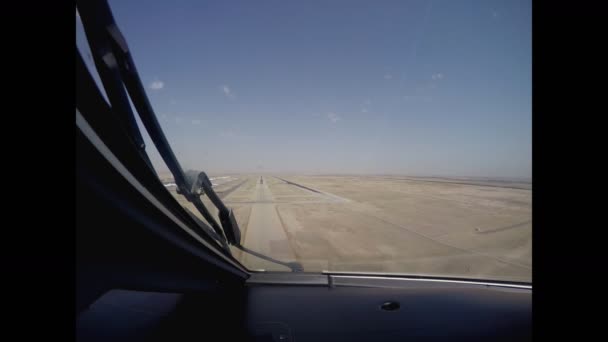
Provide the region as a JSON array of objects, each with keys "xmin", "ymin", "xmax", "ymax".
[{"xmin": 167, "ymin": 174, "xmax": 531, "ymax": 283}]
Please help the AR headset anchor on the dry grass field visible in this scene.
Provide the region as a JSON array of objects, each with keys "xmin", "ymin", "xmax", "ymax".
[{"xmin": 166, "ymin": 174, "xmax": 531, "ymax": 282}]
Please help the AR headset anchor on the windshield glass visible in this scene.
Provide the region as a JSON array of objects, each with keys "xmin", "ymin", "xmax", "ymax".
[{"xmin": 104, "ymin": 0, "xmax": 531, "ymax": 282}]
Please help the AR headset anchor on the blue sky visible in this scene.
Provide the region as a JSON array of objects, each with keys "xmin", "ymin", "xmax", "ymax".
[{"xmin": 78, "ymin": 0, "xmax": 531, "ymax": 178}]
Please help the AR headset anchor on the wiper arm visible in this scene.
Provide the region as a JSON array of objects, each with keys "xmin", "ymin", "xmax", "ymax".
[
  {"xmin": 78, "ymin": 0, "xmax": 232, "ymax": 253},
  {"xmin": 233, "ymin": 245, "xmax": 303, "ymax": 272},
  {"xmin": 187, "ymin": 171, "xmax": 303, "ymax": 272},
  {"xmin": 79, "ymin": 0, "xmax": 301, "ymax": 272},
  {"xmin": 180, "ymin": 188, "xmax": 230, "ymax": 249},
  {"xmin": 186, "ymin": 171, "xmax": 241, "ymax": 245}
]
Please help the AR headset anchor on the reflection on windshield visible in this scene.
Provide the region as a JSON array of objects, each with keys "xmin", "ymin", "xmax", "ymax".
[{"xmin": 105, "ymin": 0, "xmax": 532, "ymax": 282}]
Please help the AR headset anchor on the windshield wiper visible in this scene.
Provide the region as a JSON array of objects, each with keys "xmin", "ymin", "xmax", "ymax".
[
  {"xmin": 185, "ymin": 171, "xmax": 303, "ymax": 272},
  {"xmin": 184, "ymin": 171, "xmax": 241, "ymax": 245},
  {"xmin": 235, "ymin": 245, "xmax": 304, "ymax": 272},
  {"xmin": 78, "ymin": 0, "xmax": 232, "ymax": 253},
  {"xmin": 78, "ymin": 0, "xmax": 302, "ymax": 272}
]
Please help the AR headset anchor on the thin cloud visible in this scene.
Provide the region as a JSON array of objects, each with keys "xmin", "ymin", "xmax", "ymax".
[
  {"xmin": 404, "ymin": 95, "xmax": 433, "ymax": 102},
  {"xmin": 362, "ymin": 99, "xmax": 371, "ymax": 113},
  {"xmin": 175, "ymin": 116, "xmax": 183, "ymax": 124},
  {"xmin": 384, "ymin": 74, "xmax": 393, "ymax": 80},
  {"xmin": 220, "ymin": 85, "xmax": 235, "ymax": 99},
  {"xmin": 327, "ymin": 112, "xmax": 341, "ymax": 123},
  {"xmin": 219, "ymin": 130, "xmax": 236, "ymax": 138},
  {"xmin": 431, "ymin": 73, "xmax": 444, "ymax": 80},
  {"xmin": 192, "ymin": 119, "xmax": 201, "ymax": 125},
  {"xmin": 149, "ymin": 80, "xmax": 165, "ymax": 90}
]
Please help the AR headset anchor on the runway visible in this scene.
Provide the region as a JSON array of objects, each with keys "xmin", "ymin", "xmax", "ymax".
[{"xmin": 238, "ymin": 177, "xmax": 298, "ymax": 271}]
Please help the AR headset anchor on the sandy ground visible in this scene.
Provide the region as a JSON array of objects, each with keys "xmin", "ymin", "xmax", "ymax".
[{"xmin": 166, "ymin": 174, "xmax": 531, "ymax": 282}]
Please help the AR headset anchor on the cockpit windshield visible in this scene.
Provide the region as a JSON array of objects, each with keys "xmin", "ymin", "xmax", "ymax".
[{"xmin": 78, "ymin": 0, "xmax": 531, "ymax": 283}]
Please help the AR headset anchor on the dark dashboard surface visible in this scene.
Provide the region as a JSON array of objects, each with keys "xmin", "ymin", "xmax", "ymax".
[
  {"xmin": 245, "ymin": 278, "xmax": 531, "ymax": 342},
  {"xmin": 77, "ymin": 277, "xmax": 531, "ymax": 342}
]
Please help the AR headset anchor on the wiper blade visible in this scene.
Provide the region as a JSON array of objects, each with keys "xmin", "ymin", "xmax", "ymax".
[
  {"xmin": 186, "ymin": 171, "xmax": 303, "ymax": 272},
  {"xmin": 77, "ymin": 0, "xmax": 232, "ymax": 254},
  {"xmin": 176, "ymin": 175, "xmax": 229, "ymax": 244},
  {"xmin": 79, "ymin": 0, "xmax": 301, "ymax": 272},
  {"xmin": 182, "ymin": 207, "xmax": 229, "ymax": 250},
  {"xmin": 185, "ymin": 171, "xmax": 241, "ymax": 245},
  {"xmin": 233, "ymin": 245, "xmax": 304, "ymax": 272}
]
